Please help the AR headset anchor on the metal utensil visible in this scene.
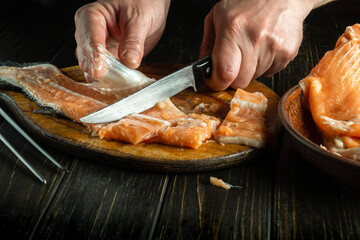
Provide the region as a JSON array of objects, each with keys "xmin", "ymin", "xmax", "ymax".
[
  {"xmin": 0, "ymin": 107, "xmax": 68, "ymax": 184},
  {"xmin": 0, "ymin": 131, "xmax": 47, "ymax": 184},
  {"xmin": 80, "ymin": 56, "xmax": 212, "ymax": 124}
]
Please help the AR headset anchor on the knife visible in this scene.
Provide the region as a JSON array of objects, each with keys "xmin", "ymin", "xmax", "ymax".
[{"xmin": 80, "ymin": 56, "xmax": 212, "ymax": 124}]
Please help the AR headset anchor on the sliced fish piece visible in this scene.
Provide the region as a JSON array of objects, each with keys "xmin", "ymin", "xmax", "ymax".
[{"xmin": 214, "ymin": 88, "xmax": 267, "ymax": 148}]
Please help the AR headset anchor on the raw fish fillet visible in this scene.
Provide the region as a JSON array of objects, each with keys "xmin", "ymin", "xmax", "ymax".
[
  {"xmin": 154, "ymin": 113, "xmax": 221, "ymax": 149},
  {"xmin": 214, "ymin": 88, "xmax": 267, "ymax": 148},
  {"xmin": 98, "ymin": 99, "xmax": 180, "ymax": 144},
  {"xmin": 0, "ymin": 63, "xmax": 222, "ymax": 149},
  {"xmin": 299, "ymin": 23, "xmax": 360, "ymax": 161},
  {"xmin": 0, "ymin": 64, "xmax": 116, "ymax": 121},
  {"xmin": 99, "ymin": 113, "xmax": 171, "ymax": 144},
  {"xmin": 99, "ymin": 99, "xmax": 221, "ymax": 148}
]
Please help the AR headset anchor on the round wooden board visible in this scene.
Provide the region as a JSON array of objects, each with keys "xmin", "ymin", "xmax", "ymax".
[{"xmin": 0, "ymin": 63, "xmax": 281, "ymax": 172}]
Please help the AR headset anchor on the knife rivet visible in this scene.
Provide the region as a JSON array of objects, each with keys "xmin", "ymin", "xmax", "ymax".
[{"xmin": 206, "ymin": 67, "xmax": 210, "ymax": 74}]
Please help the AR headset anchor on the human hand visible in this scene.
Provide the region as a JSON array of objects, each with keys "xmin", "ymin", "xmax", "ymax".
[
  {"xmin": 74, "ymin": 0, "xmax": 171, "ymax": 81},
  {"xmin": 199, "ymin": 0, "xmax": 313, "ymax": 90}
]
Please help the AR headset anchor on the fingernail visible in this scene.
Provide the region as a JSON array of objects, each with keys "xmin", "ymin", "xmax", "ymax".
[{"xmin": 122, "ymin": 50, "xmax": 140, "ymax": 65}]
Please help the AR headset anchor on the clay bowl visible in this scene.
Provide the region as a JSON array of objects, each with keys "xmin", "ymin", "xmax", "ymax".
[{"xmin": 279, "ymin": 85, "xmax": 360, "ymax": 188}]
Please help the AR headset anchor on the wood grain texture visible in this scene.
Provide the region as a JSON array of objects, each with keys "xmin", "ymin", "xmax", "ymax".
[
  {"xmin": 274, "ymin": 137, "xmax": 360, "ymax": 240},
  {"xmin": 31, "ymin": 159, "xmax": 169, "ymax": 240},
  {"xmin": 153, "ymin": 155, "xmax": 275, "ymax": 240},
  {"xmin": 0, "ymin": 120, "xmax": 70, "ymax": 239}
]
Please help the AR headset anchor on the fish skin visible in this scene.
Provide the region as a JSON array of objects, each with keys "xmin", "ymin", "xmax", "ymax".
[
  {"xmin": 0, "ymin": 63, "xmax": 223, "ymax": 149},
  {"xmin": 0, "ymin": 62, "xmax": 270, "ymax": 149}
]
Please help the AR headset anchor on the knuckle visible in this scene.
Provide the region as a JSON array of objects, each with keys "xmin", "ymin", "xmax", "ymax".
[
  {"xmin": 216, "ymin": 66, "xmax": 237, "ymax": 84},
  {"xmin": 122, "ymin": 37, "xmax": 144, "ymax": 51},
  {"xmin": 75, "ymin": 2, "xmax": 104, "ymax": 23},
  {"xmin": 224, "ymin": 15, "xmax": 244, "ymax": 41},
  {"xmin": 279, "ymin": 42, "xmax": 299, "ymax": 62},
  {"xmin": 265, "ymin": 33, "xmax": 299, "ymax": 62},
  {"xmin": 74, "ymin": 4, "xmax": 92, "ymax": 22}
]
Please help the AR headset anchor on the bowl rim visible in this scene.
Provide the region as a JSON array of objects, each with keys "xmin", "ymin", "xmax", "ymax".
[{"xmin": 278, "ymin": 84, "xmax": 360, "ymax": 168}]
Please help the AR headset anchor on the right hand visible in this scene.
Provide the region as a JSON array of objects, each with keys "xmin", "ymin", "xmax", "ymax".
[
  {"xmin": 199, "ymin": 0, "xmax": 312, "ymax": 90},
  {"xmin": 74, "ymin": 0, "xmax": 171, "ymax": 81}
]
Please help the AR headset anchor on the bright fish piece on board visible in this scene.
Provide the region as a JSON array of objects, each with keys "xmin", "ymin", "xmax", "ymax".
[{"xmin": 214, "ymin": 88, "xmax": 267, "ymax": 148}]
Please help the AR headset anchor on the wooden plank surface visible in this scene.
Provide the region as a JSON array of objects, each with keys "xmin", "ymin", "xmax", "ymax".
[
  {"xmin": 273, "ymin": 135, "xmax": 360, "ymax": 240},
  {"xmin": 32, "ymin": 159, "xmax": 169, "ymax": 239},
  {"xmin": 0, "ymin": 120, "xmax": 69, "ymax": 239},
  {"xmin": 153, "ymin": 155, "xmax": 275, "ymax": 239}
]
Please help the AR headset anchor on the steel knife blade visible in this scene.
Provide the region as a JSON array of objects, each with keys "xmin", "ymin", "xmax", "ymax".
[{"xmin": 80, "ymin": 56, "xmax": 212, "ymax": 124}]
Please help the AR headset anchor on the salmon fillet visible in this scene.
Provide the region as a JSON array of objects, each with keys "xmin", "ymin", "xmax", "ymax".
[
  {"xmin": 214, "ymin": 88, "xmax": 267, "ymax": 148},
  {"xmin": 153, "ymin": 113, "xmax": 221, "ymax": 149},
  {"xmin": 99, "ymin": 99, "xmax": 220, "ymax": 148},
  {"xmin": 0, "ymin": 63, "xmax": 269, "ymax": 149},
  {"xmin": 0, "ymin": 64, "xmax": 118, "ymax": 121},
  {"xmin": 98, "ymin": 99, "xmax": 180, "ymax": 144},
  {"xmin": 299, "ymin": 23, "xmax": 360, "ymax": 160},
  {"xmin": 99, "ymin": 113, "xmax": 171, "ymax": 144}
]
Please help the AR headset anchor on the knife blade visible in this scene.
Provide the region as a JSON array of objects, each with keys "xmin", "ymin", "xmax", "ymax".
[{"xmin": 80, "ymin": 56, "xmax": 212, "ymax": 124}]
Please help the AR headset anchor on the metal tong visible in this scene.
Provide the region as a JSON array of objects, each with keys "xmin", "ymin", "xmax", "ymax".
[{"xmin": 0, "ymin": 108, "xmax": 68, "ymax": 184}]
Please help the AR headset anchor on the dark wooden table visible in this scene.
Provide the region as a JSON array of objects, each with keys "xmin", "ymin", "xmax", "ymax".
[{"xmin": 1, "ymin": 0, "xmax": 359, "ymax": 239}]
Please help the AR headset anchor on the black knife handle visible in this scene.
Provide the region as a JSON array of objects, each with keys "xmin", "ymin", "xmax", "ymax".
[{"xmin": 192, "ymin": 55, "xmax": 212, "ymax": 90}]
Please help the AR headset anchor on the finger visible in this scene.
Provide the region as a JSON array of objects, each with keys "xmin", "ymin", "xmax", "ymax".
[
  {"xmin": 230, "ymin": 43, "xmax": 257, "ymax": 89},
  {"xmin": 74, "ymin": 3, "xmax": 108, "ymax": 79},
  {"xmin": 251, "ymin": 42, "xmax": 275, "ymax": 80},
  {"xmin": 118, "ymin": 18, "xmax": 148, "ymax": 69},
  {"xmin": 263, "ymin": 46, "xmax": 297, "ymax": 77},
  {"xmin": 263, "ymin": 35, "xmax": 300, "ymax": 77},
  {"xmin": 263, "ymin": 57, "xmax": 290, "ymax": 77},
  {"xmin": 206, "ymin": 32, "xmax": 242, "ymax": 91},
  {"xmin": 199, "ymin": 9, "xmax": 215, "ymax": 58},
  {"xmin": 84, "ymin": 72, "xmax": 96, "ymax": 83}
]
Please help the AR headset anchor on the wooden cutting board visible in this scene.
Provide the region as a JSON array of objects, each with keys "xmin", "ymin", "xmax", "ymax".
[{"xmin": 0, "ymin": 63, "xmax": 281, "ymax": 172}]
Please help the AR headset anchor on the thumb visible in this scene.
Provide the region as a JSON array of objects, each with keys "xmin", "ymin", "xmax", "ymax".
[{"xmin": 118, "ymin": 19, "xmax": 147, "ymax": 69}]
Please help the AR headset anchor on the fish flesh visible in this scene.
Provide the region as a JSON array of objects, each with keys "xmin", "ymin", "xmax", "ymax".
[
  {"xmin": 0, "ymin": 59, "xmax": 269, "ymax": 149},
  {"xmin": 152, "ymin": 113, "xmax": 221, "ymax": 149},
  {"xmin": 299, "ymin": 23, "xmax": 360, "ymax": 161},
  {"xmin": 209, "ymin": 176, "xmax": 243, "ymax": 190},
  {"xmin": 0, "ymin": 64, "xmax": 115, "ymax": 121},
  {"xmin": 214, "ymin": 88, "xmax": 267, "ymax": 148},
  {"xmin": 98, "ymin": 98, "xmax": 181, "ymax": 144},
  {"xmin": 98, "ymin": 113, "xmax": 171, "ymax": 144},
  {"xmin": 99, "ymin": 99, "xmax": 221, "ymax": 148},
  {"xmin": 0, "ymin": 64, "xmax": 223, "ymax": 149}
]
